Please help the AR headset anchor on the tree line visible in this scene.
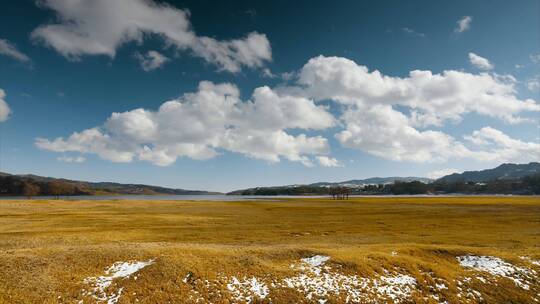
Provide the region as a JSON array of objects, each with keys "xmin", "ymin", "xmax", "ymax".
[
  {"xmin": 0, "ymin": 176, "xmax": 89, "ymax": 198},
  {"xmin": 377, "ymin": 174, "xmax": 540, "ymax": 195},
  {"xmin": 2, "ymin": 173, "xmax": 539, "ymax": 198},
  {"xmin": 234, "ymin": 174, "xmax": 540, "ymax": 196}
]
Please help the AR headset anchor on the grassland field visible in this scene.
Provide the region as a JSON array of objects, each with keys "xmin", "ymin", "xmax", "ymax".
[{"xmin": 0, "ymin": 196, "xmax": 539, "ymax": 303}]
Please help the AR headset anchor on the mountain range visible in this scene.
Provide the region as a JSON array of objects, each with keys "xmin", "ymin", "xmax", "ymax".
[
  {"xmin": 228, "ymin": 162, "xmax": 540, "ymax": 195},
  {"xmin": 1, "ymin": 162, "xmax": 538, "ymax": 196},
  {"xmin": 309, "ymin": 176, "xmax": 433, "ymax": 188},
  {"xmin": 437, "ymin": 162, "xmax": 540, "ymax": 183},
  {"xmin": 0, "ymin": 172, "xmax": 218, "ymax": 196}
]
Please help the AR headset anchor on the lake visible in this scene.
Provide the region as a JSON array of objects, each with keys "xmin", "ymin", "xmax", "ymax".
[{"xmin": 0, "ymin": 194, "xmax": 331, "ymax": 201}]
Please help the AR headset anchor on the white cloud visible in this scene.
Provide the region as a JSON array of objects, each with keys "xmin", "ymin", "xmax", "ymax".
[
  {"xmin": 281, "ymin": 71, "xmax": 296, "ymax": 81},
  {"xmin": 0, "ymin": 89, "xmax": 11, "ymax": 122},
  {"xmin": 526, "ymin": 77, "xmax": 540, "ymax": 91},
  {"xmin": 0, "ymin": 38, "xmax": 31, "ymax": 62},
  {"xmin": 292, "ymin": 56, "xmax": 539, "ymax": 163},
  {"xmin": 295, "ymin": 56, "xmax": 538, "ymax": 126},
  {"xmin": 57, "ymin": 155, "xmax": 86, "ymax": 163},
  {"xmin": 335, "ymin": 104, "xmax": 539, "ymax": 163},
  {"xmin": 36, "ymin": 56, "xmax": 540, "ymax": 166},
  {"xmin": 530, "ymin": 53, "xmax": 540, "ymax": 64},
  {"xmin": 316, "ymin": 156, "xmax": 342, "ymax": 167},
  {"xmin": 464, "ymin": 127, "xmax": 540, "ymax": 163},
  {"xmin": 32, "ymin": 0, "xmax": 271, "ymax": 73},
  {"xmin": 402, "ymin": 27, "xmax": 425, "ymax": 38},
  {"xmin": 455, "ymin": 16, "xmax": 472, "ymax": 33},
  {"xmin": 468, "ymin": 52, "xmax": 493, "ymax": 70},
  {"xmin": 261, "ymin": 68, "xmax": 276, "ymax": 78},
  {"xmin": 135, "ymin": 50, "xmax": 169, "ymax": 71},
  {"xmin": 36, "ymin": 81, "xmax": 333, "ymax": 166},
  {"xmin": 426, "ymin": 168, "xmax": 461, "ymax": 179},
  {"xmin": 36, "ymin": 128, "xmax": 136, "ymax": 163},
  {"xmin": 335, "ymin": 104, "xmax": 473, "ymax": 162}
]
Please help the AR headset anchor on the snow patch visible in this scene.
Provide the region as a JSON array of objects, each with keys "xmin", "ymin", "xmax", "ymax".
[
  {"xmin": 456, "ymin": 277, "xmax": 484, "ymax": 302},
  {"xmin": 435, "ymin": 282, "xmax": 447, "ymax": 290},
  {"xmin": 302, "ymin": 255, "xmax": 331, "ymax": 268},
  {"xmin": 372, "ymin": 272, "xmax": 417, "ymax": 301},
  {"xmin": 181, "ymin": 255, "xmax": 418, "ymax": 303},
  {"xmin": 520, "ymin": 256, "xmax": 540, "ymax": 267},
  {"xmin": 283, "ymin": 255, "xmax": 417, "ymax": 303},
  {"xmin": 457, "ymin": 255, "xmax": 534, "ymax": 290},
  {"xmin": 227, "ymin": 276, "xmax": 269, "ymax": 303},
  {"xmin": 81, "ymin": 259, "xmax": 154, "ymax": 304}
]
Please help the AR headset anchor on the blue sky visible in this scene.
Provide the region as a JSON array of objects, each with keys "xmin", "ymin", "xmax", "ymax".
[{"xmin": 0, "ymin": 0, "xmax": 538, "ymax": 192}]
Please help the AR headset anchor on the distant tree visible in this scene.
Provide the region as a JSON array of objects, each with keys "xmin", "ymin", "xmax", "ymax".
[
  {"xmin": 390, "ymin": 181, "xmax": 429, "ymax": 195},
  {"xmin": 48, "ymin": 181, "xmax": 62, "ymax": 199},
  {"xmin": 22, "ymin": 182, "xmax": 40, "ymax": 199},
  {"xmin": 47, "ymin": 181, "xmax": 74, "ymax": 199},
  {"xmin": 523, "ymin": 174, "xmax": 540, "ymax": 194},
  {"xmin": 330, "ymin": 187, "xmax": 351, "ymax": 200}
]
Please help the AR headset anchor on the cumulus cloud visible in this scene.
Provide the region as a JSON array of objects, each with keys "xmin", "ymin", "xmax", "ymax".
[
  {"xmin": 426, "ymin": 168, "xmax": 462, "ymax": 179},
  {"xmin": 295, "ymin": 56, "xmax": 538, "ymax": 126},
  {"xmin": 135, "ymin": 50, "xmax": 169, "ymax": 71},
  {"xmin": 0, "ymin": 38, "xmax": 31, "ymax": 62},
  {"xmin": 335, "ymin": 104, "xmax": 473, "ymax": 162},
  {"xmin": 316, "ymin": 156, "xmax": 342, "ymax": 167},
  {"xmin": 31, "ymin": 0, "xmax": 271, "ymax": 72},
  {"xmin": 292, "ymin": 56, "xmax": 539, "ymax": 163},
  {"xmin": 36, "ymin": 81, "xmax": 333, "ymax": 166},
  {"xmin": 468, "ymin": 52, "xmax": 493, "ymax": 70},
  {"xmin": 36, "ymin": 56, "xmax": 540, "ymax": 166},
  {"xmin": 463, "ymin": 127, "xmax": 540, "ymax": 163},
  {"xmin": 455, "ymin": 16, "xmax": 472, "ymax": 33},
  {"xmin": 335, "ymin": 105, "xmax": 538, "ymax": 164},
  {"xmin": 0, "ymin": 89, "xmax": 11, "ymax": 122},
  {"xmin": 57, "ymin": 155, "xmax": 86, "ymax": 163}
]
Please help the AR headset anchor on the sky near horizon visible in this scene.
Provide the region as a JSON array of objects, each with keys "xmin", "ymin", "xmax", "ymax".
[{"xmin": 0, "ymin": 0, "xmax": 539, "ymax": 192}]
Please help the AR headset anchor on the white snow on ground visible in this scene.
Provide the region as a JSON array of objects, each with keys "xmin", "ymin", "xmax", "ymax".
[
  {"xmin": 435, "ymin": 282, "xmax": 448, "ymax": 290},
  {"xmin": 283, "ymin": 264, "xmax": 369, "ymax": 302},
  {"xmin": 457, "ymin": 255, "xmax": 535, "ymax": 290},
  {"xmin": 521, "ymin": 256, "xmax": 540, "ymax": 267},
  {"xmin": 294, "ymin": 255, "xmax": 331, "ymax": 275},
  {"xmin": 283, "ymin": 255, "xmax": 417, "ymax": 303},
  {"xmin": 227, "ymin": 276, "xmax": 269, "ymax": 303},
  {"xmin": 180, "ymin": 255, "xmax": 419, "ymax": 303},
  {"xmin": 176, "ymin": 254, "xmax": 537, "ymax": 303},
  {"xmin": 371, "ymin": 272, "xmax": 417, "ymax": 302},
  {"xmin": 302, "ymin": 255, "xmax": 331, "ymax": 267},
  {"xmin": 456, "ymin": 277, "xmax": 484, "ymax": 302},
  {"xmin": 81, "ymin": 259, "xmax": 154, "ymax": 304}
]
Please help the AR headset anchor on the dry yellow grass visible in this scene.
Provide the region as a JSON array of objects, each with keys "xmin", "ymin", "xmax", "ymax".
[{"xmin": 0, "ymin": 196, "xmax": 539, "ymax": 303}]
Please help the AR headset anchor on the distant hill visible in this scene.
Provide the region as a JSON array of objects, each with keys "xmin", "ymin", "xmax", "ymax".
[
  {"xmin": 0, "ymin": 172, "xmax": 219, "ymax": 196},
  {"xmin": 437, "ymin": 162, "xmax": 540, "ymax": 183},
  {"xmin": 310, "ymin": 176, "xmax": 432, "ymax": 188},
  {"xmin": 228, "ymin": 176, "xmax": 432, "ymax": 195},
  {"xmin": 229, "ymin": 163, "xmax": 540, "ymax": 195}
]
